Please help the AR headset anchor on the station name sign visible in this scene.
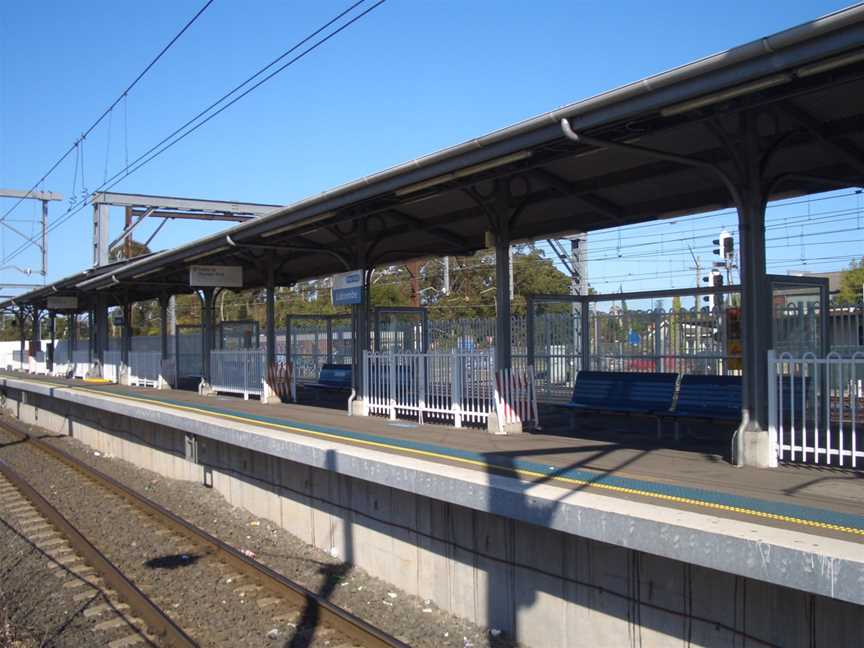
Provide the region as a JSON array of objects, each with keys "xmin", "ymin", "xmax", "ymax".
[
  {"xmin": 189, "ymin": 265, "xmax": 243, "ymax": 288},
  {"xmin": 332, "ymin": 270, "xmax": 363, "ymax": 305},
  {"xmin": 47, "ymin": 296, "xmax": 78, "ymax": 310}
]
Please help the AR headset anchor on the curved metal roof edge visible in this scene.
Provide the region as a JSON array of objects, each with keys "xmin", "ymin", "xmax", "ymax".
[
  {"xmin": 0, "ymin": 255, "xmax": 155, "ymax": 310},
  {"xmin": 9, "ymin": 3, "xmax": 864, "ymax": 304}
]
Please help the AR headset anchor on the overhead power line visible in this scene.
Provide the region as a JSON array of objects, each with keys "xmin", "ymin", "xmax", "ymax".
[
  {"xmin": 0, "ymin": 0, "xmax": 215, "ymax": 224},
  {"xmin": 3, "ymin": 0, "xmax": 387, "ymax": 266}
]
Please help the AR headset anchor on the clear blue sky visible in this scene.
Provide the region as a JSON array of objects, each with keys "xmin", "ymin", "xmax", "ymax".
[{"xmin": 0, "ymin": 0, "xmax": 859, "ymax": 297}]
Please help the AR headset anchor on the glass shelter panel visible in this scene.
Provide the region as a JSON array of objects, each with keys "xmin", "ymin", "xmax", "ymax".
[
  {"xmin": 374, "ymin": 308, "xmax": 428, "ymax": 353},
  {"xmin": 286, "ymin": 314, "xmax": 353, "ymax": 383},
  {"xmin": 175, "ymin": 324, "xmax": 203, "ymax": 380},
  {"xmin": 769, "ymin": 276, "xmax": 829, "ymax": 356},
  {"xmin": 218, "ymin": 320, "xmax": 259, "ymax": 350}
]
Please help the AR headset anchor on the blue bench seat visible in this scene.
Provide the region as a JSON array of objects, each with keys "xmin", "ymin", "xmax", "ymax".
[
  {"xmin": 306, "ymin": 364, "xmax": 352, "ymax": 391},
  {"xmin": 565, "ymin": 370, "xmax": 678, "ymax": 414},
  {"xmin": 669, "ymin": 375, "xmax": 741, "ymax": 421},
  {"xmin": 564, "ymin": 371, "xmax": 678, "ymax": 420}
]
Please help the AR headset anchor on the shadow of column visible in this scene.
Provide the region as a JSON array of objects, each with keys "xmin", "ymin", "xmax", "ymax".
[{"xmin": 286, "ymin": 448, "xmax": 353, "ymax": 648}]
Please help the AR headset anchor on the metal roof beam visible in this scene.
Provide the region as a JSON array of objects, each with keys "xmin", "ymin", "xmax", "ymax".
[
  {"xmin": 0, "ymin": 189, "xmax": 63, "ymax": 202},
  {"xmin": 780, "ymin": 101, "xmax": 864, "ymax": 177},
  {"xmin": 90, "ymin": 192, "xmax": 281, "ymax": 215},
  {"xmin": 386, "ymin": 210, "xmax": 473, "ymax": 252},
  {"xmin": 531, "ymin": 168, "xmax": 623, "ymax": 221},
  {"xmin": 137, "ymin": 209, "xmax": 255, "ymax": 222}
]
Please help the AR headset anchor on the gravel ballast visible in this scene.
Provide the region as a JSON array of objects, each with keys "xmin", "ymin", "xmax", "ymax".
[
  {"xmin": 0, "ymin": 472, "xmax": 157, "ymax": 648},
  {"xmin": 0, "ymin": 414, "xmax": 516, "ymax": 648}
]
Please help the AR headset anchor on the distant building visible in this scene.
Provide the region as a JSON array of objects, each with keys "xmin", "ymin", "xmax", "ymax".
[{"xmin": 786, "ymin": 270, "xmax": 844, "ymax": 294}]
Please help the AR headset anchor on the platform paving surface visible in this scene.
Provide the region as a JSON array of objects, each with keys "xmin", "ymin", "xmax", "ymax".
[{"xmin": 5, "ymin": 371, "xmax": 863, "ymax": 542}]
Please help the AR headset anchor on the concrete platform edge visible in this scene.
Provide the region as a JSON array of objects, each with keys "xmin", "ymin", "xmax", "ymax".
[{"xmin": 3, "ymin": 376, "xmax": 862, "ymax": 607}]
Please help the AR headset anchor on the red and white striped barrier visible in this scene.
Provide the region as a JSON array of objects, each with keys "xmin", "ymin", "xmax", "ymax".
[{"xmin": 494, "ymin": 366, "xmax": 539, "ymax": 434}]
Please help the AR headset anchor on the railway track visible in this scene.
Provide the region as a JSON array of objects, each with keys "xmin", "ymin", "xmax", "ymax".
[
  {"xmin": 0, "ymin": 461, "xmax": 189, "ymax": 648},
  {"xmin": 0, "ymin": 419, "xmax": 409, "ymax": 648}
]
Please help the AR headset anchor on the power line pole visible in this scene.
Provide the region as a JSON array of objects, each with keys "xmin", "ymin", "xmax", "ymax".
[
  {"xmin": 687, "ymin": 244, "xmax": 701, "ymax": 310},
  {"xmin": 0, "ymin": 188, "xmax": 63, "ymax": 281}
]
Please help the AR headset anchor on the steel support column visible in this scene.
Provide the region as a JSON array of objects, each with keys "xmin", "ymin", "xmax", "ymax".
[
  {"xmin": 494, "ymin": 219, "xmax": 512, "ymax": 371},
  {"xmin": 30, "ymin": 309, "xmax": 41, "ymax": 372},
  {"xmin": 352, "ymin": 276, "xmax": 370, "ymax": 388},
  {"xmin": 48, "ymin": 312, "xmax": 56, "ymax": 372},
  {"xmin": 93, "ymin": 295, "xmax": 108, "ymax": 369},
  {"xmin": 351, "ymin": 225, "xmax": 370, "ymax": 407},
  {"xmin": 201, "ymin": 288, "xmax": 215, "ymax": 385},
  {"xmin": 121, "ymin": 300, "xmax": 132, "ymax": 368},
  {"xmin": 70, "ymin": 312, "xmax": 78, "ymax": 359},
  {"xmin": 87, "ymin": 310, "xmax": 94, "ymax": 364},
  {"xmin": 734, "ymin": 131, "xmax": 773, "ymax": 467},
  {"xmin": 159, "ymin": 295, "xmax": 170, "ymax": 360},
  {"xmin": 16, "ymin": 310, "xmax": 25, "ymax": 370},
  {"xmin": 265, "ymin": 270, "xmax": 277, "ymax": 368}
]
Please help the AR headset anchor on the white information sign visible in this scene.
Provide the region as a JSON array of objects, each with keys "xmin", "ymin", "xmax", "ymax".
[
  {"xmin": 47, "ymin": 296, "xmax": 78, "ymax": 310},
  {"xmin": 189, "ymin": 265, "xmax": 243, "ymax": 288},
  {"xmin": 332, "ymin": 270, "xmax": 363, "ymax": 305}
]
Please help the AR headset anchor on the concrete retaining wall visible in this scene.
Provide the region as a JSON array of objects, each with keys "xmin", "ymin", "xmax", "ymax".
[{"xmin": 3, "ymin": 386, "xmax": 861, "ymax": 648}]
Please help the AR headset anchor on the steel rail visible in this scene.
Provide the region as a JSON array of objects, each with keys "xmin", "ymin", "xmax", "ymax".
[
  {"xmin": 0, "ymin": 421, "xmax": 408, "ymax": 648},
  {"xmin": 0, "ymin": 457, "xmax": 198, "ymax": 648}
]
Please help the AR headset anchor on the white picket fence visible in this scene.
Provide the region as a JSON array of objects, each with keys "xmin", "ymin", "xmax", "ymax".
[
  {"xmin": 769, "ymin": 350, "xmax": 864, "ymax": 470},
  {"xmin": 363, "ymin": 351, "xmax": 537, "ymax": 431},
  {"xmin": 210, "ymin": 349, "xmax": 266, "ymax": 398}
]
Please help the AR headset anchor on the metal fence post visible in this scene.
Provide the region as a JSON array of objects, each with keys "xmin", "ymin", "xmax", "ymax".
[
  {"xmin": 388, "ymin": 351, "xmax": 397, "ymax": 420},
  {"xmin": 654, "ymin": 308, "xmax": 663, "ymax": 372},
  {"xmin": 452, "ymin": 354, "xmax": 463, "ymax": 428},
  {"xmin": 362, "ymin": 349, "xmax": 370, "ymax": 412},
  {"xmin": 326, "ymin": 317, "xmax": 333, "ymax": 364},
  {"xmin": 418, "ymin": 354, "xmax": 426, "ymax": 424},
  {"xmin": 767, "ymin": 349, "xmax": 778, "ymax": 464},
  {"xmin": 581, "ymin": 297, "xmax": 591, "ymax": 374}
]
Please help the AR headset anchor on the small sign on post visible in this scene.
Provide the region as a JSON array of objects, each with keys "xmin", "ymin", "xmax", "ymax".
[
  {"xmin": 47, "ymin": 296, "xmax": 78, "ymax": 310},
  {"xmin": 189, "ymin": 265, "xmax": 243, "ymax": 288},
  {"xmin": 332, "ymin": 270, "xmax": 363, "ymax": 306}
]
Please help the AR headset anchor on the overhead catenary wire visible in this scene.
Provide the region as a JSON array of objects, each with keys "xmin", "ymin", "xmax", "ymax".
[
  {"xmin": 3, "ymin": 0, "xmax": 387, "ymax": 265},
  {"xmin": 0, "ymin": 0, "xmax": 215, "ymax": 224}
]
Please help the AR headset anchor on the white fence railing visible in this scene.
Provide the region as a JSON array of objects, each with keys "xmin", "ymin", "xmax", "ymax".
[
  {"xmin": 362, "ymin": 351, "xmax": 538, "ymax": 431},
  {"xmin": 210, "ymin": 349, "xmax": 266, "ymax": 398},
  {"xmin": 364, "ymin": 351, "xmax": 496, "ymax": 426},
  {"xmin": 769, "ymin": 350, "xmax": 864, "ymax": 470}
]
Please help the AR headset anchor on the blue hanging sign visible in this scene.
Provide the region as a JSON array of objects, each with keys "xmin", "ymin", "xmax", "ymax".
[
  {"xmin": 332, "ymin": 270, "xmax": 363, "ymax": 305},
  {"xmin": 627, "ymin": 329, "xmax": 641, "ymax": 346}
]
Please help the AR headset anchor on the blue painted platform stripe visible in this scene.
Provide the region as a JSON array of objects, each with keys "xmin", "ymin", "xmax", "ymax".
[{"xmin": 24, "ymin": 379, "xmax": 864, "ymax": 535}]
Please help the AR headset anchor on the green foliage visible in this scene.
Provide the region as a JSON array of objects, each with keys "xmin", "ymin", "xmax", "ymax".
[
  {"xmin": 109, "ymin": 239, "xmax": 151, "ymax": 263},
  {"xmin": 15, "ymin": 244, "xmax": 572, "ymax": 340},
  {"xmin": 836, "ymin": 257, "xmax": 864, "ymax": 304}
]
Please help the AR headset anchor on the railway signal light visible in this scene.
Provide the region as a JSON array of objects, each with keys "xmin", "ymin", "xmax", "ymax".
[{"xmin": 713, "ymin": 230, "xmax": 734, "ymax": 259}]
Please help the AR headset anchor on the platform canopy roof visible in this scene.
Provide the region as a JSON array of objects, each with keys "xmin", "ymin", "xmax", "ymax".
[
  {"xmin": 1, "ymin": 256, "xmax": 152, "ymax": 314},
  {"xmin": 5, "ymin": 4, "xmax": 864, "ymax": 311}
]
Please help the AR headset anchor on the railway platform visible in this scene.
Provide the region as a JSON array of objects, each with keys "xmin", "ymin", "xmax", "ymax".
[{"xmin": 2, "ymin": 370, "xmax": 862, "ymax": 647}]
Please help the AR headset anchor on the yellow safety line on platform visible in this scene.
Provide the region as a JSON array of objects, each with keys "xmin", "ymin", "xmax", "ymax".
[{"xmin": 11, "ymin": 377, "xmax": 864, "ymax": 538}]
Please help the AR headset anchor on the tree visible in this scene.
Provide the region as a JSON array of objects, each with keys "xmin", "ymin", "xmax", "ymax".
[
  {"xmin": 109, "ymin": 238, "xmax": 151, "ymax": 263},
  {"xmin": 836, "ymin": 257, "xmax": 864, "ymax": 304}
]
